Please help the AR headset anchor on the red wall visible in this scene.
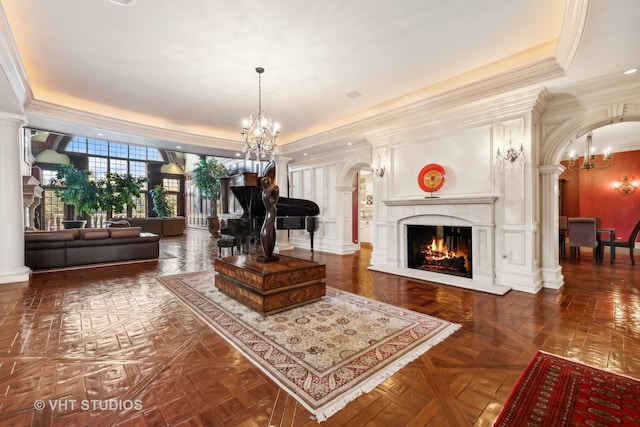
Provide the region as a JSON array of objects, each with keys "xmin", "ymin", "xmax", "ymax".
[{"xmin": 560, "ymin": 150, "xmax": 640, "ymax": 241}]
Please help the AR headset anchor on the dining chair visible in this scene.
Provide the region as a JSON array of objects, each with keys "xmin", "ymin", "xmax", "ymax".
[
  {"xmin": 568, "ymin": 217, "xmax": 602, "ymax": 263},
  {"xmin": 601, "ymin": 218, "xmax": 640, "ymax": 265}
]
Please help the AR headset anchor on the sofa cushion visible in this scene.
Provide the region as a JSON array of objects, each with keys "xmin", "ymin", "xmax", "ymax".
[
  {"xmin": 80, "ymin": 229, "xmax": 111, "ymax": 240},
  {"xmin": 25, "ymin": 230, "xmax": 77, "ymax": 242},
  {"xmin": 110, "ymin": 227, "xmax": 142, "ymax": 238}
]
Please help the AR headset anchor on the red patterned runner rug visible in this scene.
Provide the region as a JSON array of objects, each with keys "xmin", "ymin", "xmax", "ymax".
[
  {"xmin": 158, "ymin": 270, "xmax": 460, "ymax": 422},
  {"xmin": 494, "ymin": 351, "xmax": 640, "ymax": 426}
]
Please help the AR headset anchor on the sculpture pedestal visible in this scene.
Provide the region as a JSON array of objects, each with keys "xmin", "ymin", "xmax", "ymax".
[{"xmin": 214, "ymin": 254, "xmax": 326, "ymax": 315}]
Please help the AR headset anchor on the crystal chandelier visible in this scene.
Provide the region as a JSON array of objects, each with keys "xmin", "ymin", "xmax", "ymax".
[
  {"xmin": 241, "ymin": 67, "xmax": 280, "ymax": 161},
  {"xmin": 567, "ymin": 132, "xmax": 612, "ymax": 171}
]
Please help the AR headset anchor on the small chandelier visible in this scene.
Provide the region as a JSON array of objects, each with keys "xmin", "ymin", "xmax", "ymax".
[
  {"xmin": 567, "ymin": 132, "xmax": 612, "ymax": 171},
  {"xmin": 241, "ymin": 67, "xmax": 280, "ymax": 161},
  {"xmin": 495, "ymin": 131, "xmax": 525, "ymax": 168}
]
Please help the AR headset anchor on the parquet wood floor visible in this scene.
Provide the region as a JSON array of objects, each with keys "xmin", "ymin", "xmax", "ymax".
[{"xmin": 1, "ymin": 229, "xmax": 639, "ymax": 426}]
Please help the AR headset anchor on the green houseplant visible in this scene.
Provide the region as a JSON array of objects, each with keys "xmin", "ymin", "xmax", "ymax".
[
  {"xmin": 192, "ymin": 157, "xmax": 229, "ymax": 236},
  {"xmin": 99, "ymin": 173, "xmax": 148, "ymax": 217},
  {"xmin": 150, "ymin": 185, "xmax": 173, "ymax": 218},
  {"xmin": 50, "ymin": 164, "xmax": 100, "ymax": 228}
]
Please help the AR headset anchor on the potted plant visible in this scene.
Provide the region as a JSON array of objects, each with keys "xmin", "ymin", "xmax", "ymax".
[
  {"xmin": 99, "ymin": 173, "xmax": 148, "ymax": 218},
  {"xmin": 49, "ymin": 164, "xmax": 100, "ymax": 228},
  {"xmin": 149, "ymin": 185, "xmax": 173, "ymax": 218},
  {"xmin": 192, "ymin": 157, "xmax": 229, "ymax": 236}
]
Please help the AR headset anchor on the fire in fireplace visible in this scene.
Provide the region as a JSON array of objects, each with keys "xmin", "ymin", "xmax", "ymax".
[{"xmin": 407, "ymin": 225, "xmax": 472, "ymax": 278}]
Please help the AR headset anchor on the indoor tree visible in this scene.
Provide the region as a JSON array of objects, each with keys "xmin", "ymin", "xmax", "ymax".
[
  {"xmin": 49, "ymin": 164, "xmax": 100, "ymax": 228},
  {"xmin": 192, "ymin": 157, "xmax": 229, "ymax": 236},
  {"xmin": 99, "ymin": 173, "xmax": 148, "ymax": 218},
  {"xmin": 150, "ymin": 185, "xmax": 173, "ymax": 218}
]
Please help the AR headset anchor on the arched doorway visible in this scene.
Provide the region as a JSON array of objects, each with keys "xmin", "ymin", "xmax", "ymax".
[{"xmin": 541, "ymin": 116, "xmax": 640, "ymax": 289}]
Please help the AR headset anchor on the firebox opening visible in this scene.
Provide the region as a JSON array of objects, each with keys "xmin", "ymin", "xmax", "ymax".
[{"xmin": 407, "ymin": 225, "xmax": 472, "ymax": 278}]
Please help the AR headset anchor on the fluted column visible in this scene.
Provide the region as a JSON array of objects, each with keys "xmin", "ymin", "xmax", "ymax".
[
  {"xmin": 0, "ymin": 113, "xmax": 31, "ymax": 284},
  {"xmin": 274, "ymin": 155, "xmax": 294, "ymax": 252},
  {"xmin": 540, "ymin": 164, "xmax": 565, "ymax": 289}
]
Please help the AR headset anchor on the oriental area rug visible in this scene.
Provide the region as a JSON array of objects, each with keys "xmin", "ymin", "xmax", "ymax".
[
  {"xmin": 494, "ymin": 351, "xmax": 640, "ymax": 426},
  {"xmin": 158, "ymin": 270, "xmax": 460, "ymax": 422}
]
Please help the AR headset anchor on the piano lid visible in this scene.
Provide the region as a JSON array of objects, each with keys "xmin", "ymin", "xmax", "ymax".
[{"xmin": 230, "ymin": 186, "xmax": 319, "ymax": 218}]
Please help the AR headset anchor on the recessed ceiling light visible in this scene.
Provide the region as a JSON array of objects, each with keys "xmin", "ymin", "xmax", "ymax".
[
  {"xmin": 97, "ymin": 133, "xmax": 104, "ymax": 136},
  {"xmin": 110, "ymin": 0, "xmax": 135, "ymax": 6},
  {"xmin": 303, "ymin": 153, "xmax": 308, "ymax": 156},
  {"xmin": 346, "ymin": 90, "xmax": 362, "ymax": 98},
  {"xmin": 176, "ymin": 146, "xmax": 181, "ymax": 149},
  {"xmin": 347, "ymin": 142, "xmax": 352, "ymax": 146},
  {"xmin": 235, "ymin": 153, "xmax": 241, "ymax": 157},
  {"xmin": 624, "ymin": 68, "xmax": 638, "ymax": 75}
]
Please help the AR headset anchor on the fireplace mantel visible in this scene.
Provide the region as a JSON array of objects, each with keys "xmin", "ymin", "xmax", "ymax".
[
  {"xmin": 370, "ymin": 194, "xmax": 510, "ymax": 295},
  {"xmin": 383, "ymin": 195, "xmax": 498, "ymax": 206}
]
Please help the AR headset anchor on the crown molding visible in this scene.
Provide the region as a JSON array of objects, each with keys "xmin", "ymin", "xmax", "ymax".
[
  {"xmin": 25, "ymin": 99, "xmax": 243, "ymax": 155},
  {"xmin": 554, "ymin": 0, "xmax": 590, "ymax": 71},
  {"xmin": 0, "ymin": 6, "xmax": 31, "ymax": 111}
]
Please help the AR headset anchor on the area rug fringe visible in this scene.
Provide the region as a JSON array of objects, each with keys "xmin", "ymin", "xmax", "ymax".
[
  {"xmin": 158, "ymin": 270, "xmax": 460, "ymax": 422},
  {"xmin": 310, "ymin": 322, "xmax": 460, "ymax": 422}
]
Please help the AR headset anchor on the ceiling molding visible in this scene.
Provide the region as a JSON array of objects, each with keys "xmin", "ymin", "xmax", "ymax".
[
  {"xmin": 24, "ymin": 99, "xmax": 243, "ymax": 155},
  {"xmin": 0, "ymin": 7, "xmax": 31, "ymax": 111},
  {"xmin": 554, "ymin": 0, "xmax": 590, "ymax": 71}
]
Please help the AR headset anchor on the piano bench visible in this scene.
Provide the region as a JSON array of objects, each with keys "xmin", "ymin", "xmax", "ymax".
[{"xmin": 217, "ymin": 236, "xmax": 237, "ymax": 258}]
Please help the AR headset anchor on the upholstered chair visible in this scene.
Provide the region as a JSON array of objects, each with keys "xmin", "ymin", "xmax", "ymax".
[{"xmin": 568, "ymin": 217, "xmax": 602, "ymax": 263}]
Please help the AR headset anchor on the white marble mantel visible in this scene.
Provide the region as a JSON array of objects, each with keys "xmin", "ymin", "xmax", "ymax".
[
  {"xmin": 383, "ymin": 196, "xmax": 499, "ymax": 207},
  {"xmin": 369, "ymin": 194, "xmax": 511, "ymax": 295}
]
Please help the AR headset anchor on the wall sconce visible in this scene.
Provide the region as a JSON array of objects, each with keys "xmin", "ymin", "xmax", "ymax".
[
  {"xmin": 613, "ymin": 176, "xmax": 638, "ymax": 195},
  {"xmin": 372, "ymin": 154, "xmax": 385, "ymax": 178},
  {"xmin": 495, "ymin": 131, "xmax": 525, "ymax": 169}
]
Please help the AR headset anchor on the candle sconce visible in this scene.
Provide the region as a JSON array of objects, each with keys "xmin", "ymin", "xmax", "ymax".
[
  {"xmin": 613, "ymin": 176, "xmax": 638, "ymax": 195},
  {"xmin": 372, "ymin": 154, "xmax": 385, "ymax": 178}
]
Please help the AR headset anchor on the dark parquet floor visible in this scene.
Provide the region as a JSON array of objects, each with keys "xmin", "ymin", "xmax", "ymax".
[{"xmin": 1, "ymin": 229, "xmax": 639, "ymax": 426}]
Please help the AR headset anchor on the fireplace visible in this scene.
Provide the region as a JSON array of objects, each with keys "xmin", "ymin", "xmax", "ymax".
[{"xmin": 407, "ymin": 225, "xmax": 472, "ymax": 278}]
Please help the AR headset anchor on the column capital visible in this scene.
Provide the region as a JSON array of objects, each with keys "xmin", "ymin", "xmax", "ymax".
[
  {"xmin": 539, "ymin": 164, "xmax": 566, "ymax": 176},
  {"xmin": 275, "ymin": 155, "xmax": 293, "ymax": 164},
  {"xmin": 0, "ymin": 112, "xmax": 26, "ymax": 126}
]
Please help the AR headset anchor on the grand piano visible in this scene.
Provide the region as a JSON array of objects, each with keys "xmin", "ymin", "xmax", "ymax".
[{"xmin": 220, "ymin": 172, "xmax": 320, "ymax": 252}]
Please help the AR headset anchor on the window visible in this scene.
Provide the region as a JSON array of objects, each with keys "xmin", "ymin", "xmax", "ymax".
[
  {"xmin": 88, "ymin": 157, "xmax": 107, "ymax": 180},
  {"xmin": 87, "ymin": 139, "xmax": 108, "ymax": 156},
  {"xmin": 163, "ymin": 178, "xmax": 180, "ymax": 192},
  {"xmin": 43, "ymin": 189, "xmax": 64, "ymax": 230},
  {"xmin": 62, "ymin": 137, "xmax": 165, "ymax": 218},
  {"xmin": 41, "ymin": 169, "xmax": 57, "ymax": 186},
  {"xmin": 109, "ymin": 158, "xmax": 128, "ymax": 175},
  {"xmin": 163, "ymin": 178, "xmax": 180, "ymax": 216},
  {"xmin": 108, "ymin": 142, "xmax": 128, "ymax": 159},
  {"xmin": 130, "ymin": 196, "xmax": 146, "ymax": 218},
  {"xmin": 66, "ymin": 136, "xmax": 163, "ymax": 162}
]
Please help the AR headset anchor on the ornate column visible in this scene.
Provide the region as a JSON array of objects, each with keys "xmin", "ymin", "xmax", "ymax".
[
  {"xmin": 540, "ymin": 164, "xmax": 565, "ymax": 289},
  {"xmin": 0, "ymin": 113, "xmax": 31, "ymax": 284},
  {"xmin": 274, "ymin": 155, "xmax": 294, "ymax": 252}
]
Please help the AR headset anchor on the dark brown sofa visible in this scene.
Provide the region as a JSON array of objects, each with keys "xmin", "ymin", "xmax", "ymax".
[
  {"xmin": 124, "ymin": 217, "xmax": 185, "ymax": 236},
  {"xmin": 25, "ymin": 227, "xmax": 160, "ymax": 270}
]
